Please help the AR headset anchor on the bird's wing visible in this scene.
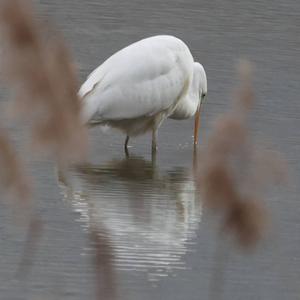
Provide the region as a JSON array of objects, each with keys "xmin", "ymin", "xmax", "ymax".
[{"xmin": 79, "ymin": 36, "xmax": 193, "ymax": 123}]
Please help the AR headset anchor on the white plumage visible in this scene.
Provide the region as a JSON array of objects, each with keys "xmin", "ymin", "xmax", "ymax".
[{"xmin": 79, "ymin": 35, "xmax": 207, "ymax": 152}]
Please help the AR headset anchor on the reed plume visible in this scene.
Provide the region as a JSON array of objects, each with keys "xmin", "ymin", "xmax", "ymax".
[
  {"xmin": 0, "ymin": 128, "xmax": 30, "ymax": 204},
  {"xmin": 0, "ymin": 0, "xmax": 89, "ymax": 275},
  {"xmin": 0, "ymin": 0, "xmax": 87, "ymax": 164},
  {"xmin": 198, "ymin": 61, "xmax": 286, "ymax": 248},
  {"xmin": 90, "ymin": 227, "xmax": 117, "ymax": 300}
]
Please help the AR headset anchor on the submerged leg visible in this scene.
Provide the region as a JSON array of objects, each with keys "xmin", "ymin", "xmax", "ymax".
[
  {"xmin": 151, "ymin": 129, "xmax": 157, "ymax": 153},
  {"xmin": 124, "ymin": 135, "xmax": 130, "ymax": 157},
  {"xmin": 151, "ymin": 113, "xmax": 165, "ymax": 154}
]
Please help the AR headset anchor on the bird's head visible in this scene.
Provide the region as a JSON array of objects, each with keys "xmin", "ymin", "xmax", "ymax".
[{"xmin": 193, "ymin": 62, "xmax": 207, "ymax": 146}]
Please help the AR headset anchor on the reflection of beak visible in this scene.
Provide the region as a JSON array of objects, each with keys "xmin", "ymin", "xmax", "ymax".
[{"xmin": 193, "ymin": 99, "xmax": 203, "ymax": 146}]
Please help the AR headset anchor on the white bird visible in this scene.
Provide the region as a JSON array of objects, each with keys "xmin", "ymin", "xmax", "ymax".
[{"xmin": 79, "ymin": 35, "xmax": 207, "ymax": 153}]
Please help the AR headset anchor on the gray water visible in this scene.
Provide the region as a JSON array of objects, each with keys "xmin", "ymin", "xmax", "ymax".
[{"xmin": 0, "ymin": 0, "xmax": 300, "ymax": 299}]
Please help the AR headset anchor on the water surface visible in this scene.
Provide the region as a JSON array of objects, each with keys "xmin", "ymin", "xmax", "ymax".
[{"xmin": 0, "ymin": 0, "xmax": 300, "ymax": 299}]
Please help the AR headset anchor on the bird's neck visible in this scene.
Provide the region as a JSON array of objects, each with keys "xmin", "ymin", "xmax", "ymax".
[
  {"xmin": 184, "ymin": 90, "xmax": 200, "ymax": 114},
  {"xmin": 169, "ymin": 90, "xmax": 199, "ymax": 120},
  {"xmin": 169, "ymin": 69, "xmax": 200, "ymax": 120},
  {"xmin": 181, "ymin": 73, "xmax": 201, "ymax": 116}
]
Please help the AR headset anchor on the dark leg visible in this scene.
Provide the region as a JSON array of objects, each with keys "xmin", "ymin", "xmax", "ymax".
[
  {"xmin": 124, "ymin": 135, "xmax": 130, "ymax": 158},
  {"xmin": 151, "ymin": 145, "xmax": 157, "ymax": 165},
  {"xmin": 151, "ymin": 129, "xmax": 157, "ymax": 153}
]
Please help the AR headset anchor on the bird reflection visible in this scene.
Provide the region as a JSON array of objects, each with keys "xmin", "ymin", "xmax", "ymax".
[{"xmin": 58, "ymin": 155, "xmax": 202, "ymax": 283}]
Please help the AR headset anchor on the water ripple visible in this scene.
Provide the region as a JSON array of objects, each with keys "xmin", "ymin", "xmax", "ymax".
[{"xmin": 58, "ymin": 156, "xmax": 202, "ymax": 281}]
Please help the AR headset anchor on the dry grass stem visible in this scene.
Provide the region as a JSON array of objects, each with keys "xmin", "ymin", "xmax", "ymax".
[
  {"xmin": 0, "ymin": 128, "xmax": 30, "ymax": 205},
  {"xmin": 0, "ymin": 0, "xmax": 87, "ymax": 164},
  {"xmin": 89, "ymin": 227, "xmax": 116, "ymax": 300},
  {"xmin": 16, "ymin": 217, "xmax": 43, "ymax": 277}
]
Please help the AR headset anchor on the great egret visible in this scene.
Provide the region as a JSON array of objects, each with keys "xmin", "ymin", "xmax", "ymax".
[{"xmin": 79, "ymin": 35, "xmax": 207, "ymax": 153}]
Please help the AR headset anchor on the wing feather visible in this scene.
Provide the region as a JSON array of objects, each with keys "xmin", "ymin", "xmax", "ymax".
[{"xmin": 79, "ymin": 36, "xmax": 193, "ymax": 123}]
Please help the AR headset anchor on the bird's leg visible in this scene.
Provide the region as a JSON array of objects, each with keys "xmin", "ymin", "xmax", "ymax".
[
  {"xmin": 151, "ymin": 148, "xmax": 158, "ymax": 180},
  {"xmin": 151, "ymin": 128, "xmax": 157, "ymax": 153},
  {"xmin": 124, "ymin": 135, "xmax": 130, "ymax": 158},
  {"xmin": 151, "ymin": 146, "xmax": 157, "ymax": 167},
  {"xmin": 151, "ymin": 113, "xmax": 164, "ymax": 155}
]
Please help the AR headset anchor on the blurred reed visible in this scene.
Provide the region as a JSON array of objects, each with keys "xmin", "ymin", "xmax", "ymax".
[
  {"xmin": 0, "ymin": 0, "xmax": 87, "ymax": 165},
  {"xmin": 197, "ymin": 60, "xmax": 286, "ymax": 248},
  {"xmin": 0, "ymin": 0, "xmax": 88, "ymax": 282},
  {"xmin": 90, "ymin": 228, "xmax": 117, "ymax": 300},
  {"xmin": 0, "ymin": 128, "xmax": 30, "ymax": 205},
  {"xmin": 197, "ymin": 61, "xmax": 287, "ymax": 300}
]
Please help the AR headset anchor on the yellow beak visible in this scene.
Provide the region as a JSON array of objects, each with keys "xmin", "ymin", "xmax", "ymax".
[{"xmin": 193, "ymin": 101, "xmax": 202, "ymax": 146}]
